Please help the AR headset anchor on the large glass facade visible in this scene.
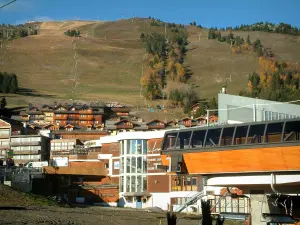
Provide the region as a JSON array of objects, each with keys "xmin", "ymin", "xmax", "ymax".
[{"xmin": 119, "ymin": 140, "xmax": 147, "ymax": 193}]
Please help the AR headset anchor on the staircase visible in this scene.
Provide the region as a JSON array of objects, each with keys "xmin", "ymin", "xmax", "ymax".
[{"xmin": 173, "ymin": 191, "xmax": 205, "ymax": 213}]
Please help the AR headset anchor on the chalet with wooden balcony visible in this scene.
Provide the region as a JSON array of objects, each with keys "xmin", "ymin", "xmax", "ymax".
[
  {"xmin": 105, "ymin": 119, "xmax": 147, "ymax": 133},
  {"xmin": 194, "ymin": 115, "xmax": 218, "ymax": 126},
  {"xmin": 42, "ymin": 123, "xmax": 60, "ymax": 131},
  {"xmin": 111, "ymin": 107, "xmax": 131, "ymax": 117},
  {"xmin": 27, "ymin": 106, "xmax": 45, "ymax": 124},
  {"xmin": 53, "ymin": 104, "xmax": 103, "ymax": 127},
  {"xmin": 146, "ymin": 120, "xmax": 166, "ymax": 130},
  {"xmin": 40, "ymin": 105, "xmax": 54, "ymax": 124},
  {"xmin": 178, "ymin": 117, "xmax": 197, "ymax": 128}
]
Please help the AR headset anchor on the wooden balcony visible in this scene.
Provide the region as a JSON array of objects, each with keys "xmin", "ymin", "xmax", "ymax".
[
  {"xmin": 43, "ymin": 166, "xmax": 107, "ymax": 176},
  {"xmin": 148, "ymin": 125, "xmax": 166, "ymax": 129},
  {"xmin": 116, "ymin": 125, "xmax": 133, "ymax": 129}
]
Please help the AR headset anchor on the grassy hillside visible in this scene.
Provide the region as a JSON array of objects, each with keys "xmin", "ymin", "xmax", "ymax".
[{"xmin": 1, "ymin": 19, "xmax": 299, "ymax": 107}]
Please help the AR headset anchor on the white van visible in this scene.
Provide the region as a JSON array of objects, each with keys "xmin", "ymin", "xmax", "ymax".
[{"xmin": 25, "ymin": 161, "xmax": 48, "ymax": 168}]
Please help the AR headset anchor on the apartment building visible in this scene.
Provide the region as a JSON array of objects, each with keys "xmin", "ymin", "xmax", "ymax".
[
  {"xmin": 53, "ymin": 104, "xmax": 103, "ymax": 127},
  {"xmin": 10, "ymin": 134, "xmax": 50, "ymax": 165},
  {"xmin": 17, "ymin": 103, "xmax": 105, "ymax": 128}
]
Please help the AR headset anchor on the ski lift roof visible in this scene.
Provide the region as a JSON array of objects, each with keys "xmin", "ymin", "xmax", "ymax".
[{"xmin": 99, "ymin": 130, "xmax": 169, "ymax": 144}]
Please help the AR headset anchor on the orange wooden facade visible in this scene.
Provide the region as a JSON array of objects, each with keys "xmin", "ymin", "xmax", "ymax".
[
  {"xmin": 183, "ymin": 145, "xmax": 300, "ymax": 174},
  {"xmin": 54, "ymin": 107, "xmax": 102, "ymax": 127}
]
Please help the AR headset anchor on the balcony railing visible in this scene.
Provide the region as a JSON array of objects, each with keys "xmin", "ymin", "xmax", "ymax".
[
  {"xmin": 10, "ymin": 141, "xmax": 41, "ymax": 146},
  {"xmin": 148, "ymin": 125, "xmax": 165, "ymax": 129},
  {"xmin": 13, "ymin": 150, "xmax": 40, "ymax": 155},
  {"xmin": 51, "ymin": 147, "xmax": 88, "ymax": 156},
  {"xmin": 116, "ymin": 125, "xmax": 133, "ymax": 129},
  {"xmin": 0, "ymin": 135, "xmax": 10, "ymax": 139}
]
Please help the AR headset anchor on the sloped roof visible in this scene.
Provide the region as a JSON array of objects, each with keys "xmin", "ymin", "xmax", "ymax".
[{"xmin": 146, "ymin": 119, "xmax": 166, "ymax": 125}]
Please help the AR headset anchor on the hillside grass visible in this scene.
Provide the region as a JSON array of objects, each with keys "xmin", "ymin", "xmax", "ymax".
[{"xmin": 1, "ymin": 19, "xmax": 299, "ymax": 108}]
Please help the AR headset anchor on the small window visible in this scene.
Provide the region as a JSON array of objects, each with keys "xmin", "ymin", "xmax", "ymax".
[
  {"xmin": 175, "ymin": 131, "xmax": 192, "ymax": 149},
  {"xmin": 104, "ymin": 163, "xmax": 109, "ymax": 168}
]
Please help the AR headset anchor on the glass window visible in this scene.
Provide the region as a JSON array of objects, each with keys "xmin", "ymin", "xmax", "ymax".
[
  {"xmin": 131, "ymin": 157, "xmax": 136, "ymax": 173},
  {"xmin": 126, "ymin": 140, "xmax": 130, "ymax": 154},
  {"xmin": 137, "ymin": 157, "xmax": 142, "ymax": 173},
  {"xmin": 192, "ymin": 178, "xmax": 197, "ymax": 186},
  {"xmin": 265, "ymin": 122, "xmax": 284, "ymax": 143},
  {"xmin": 162, "ymin": 132, "xmax": 178, "ymax": 150},
  {"xmin": 120, "ymin": 141, "xmax": 124, "ymax": 155},
  {"xmin": 175, "ymin": 131, "xmax": 192, "ymax": 149},
  {"xmin": 120, "ymin": 176, "xmax": 124, "ymax": 192},
  {"xmin": 284, "ymin": 121, "xmax": 300, "ymax": 142},
  {"xmin": 126, "ymin": 176, "xmax": 130, "ymax": 192},
  {"xmin": 190, "ymin": 130, "xmax": 207, "ymax": 148},
  {"xmin": 204, "ymin": 128, "xmax": 222, "ymax": 147},
  {"xmin": 265, "ymin": 111, "xmax": 269, "ymax": 121},
  {"xmin": 126, "ymin": 157, "xmax": 130, "ymax": 173},
  {"xmin": 220, "ymin": 127, "xmax": 235, "ymax": 146},
  {"xmin": 137, "ymin": 175, "xmax": 142, "ymax": 193},
  {"xmin": 143, "ymin": 157, "xmax": 147, "ymax": 173},
  {"xmin": 131, "ymin": 175, "xmax": 136, "ymax": 192},
  {"xmin": 234, "ymin": 125, "xmax": 248, "ymax": 145},
  {"xmin": 142, "ymin": 140, "xmax": 147, "ymax": 154},
  {"xmin": 142, "ymin": 176, "xmax": 147, "ymax": 192},
  {"xmin": 137, "ymin": 140, "xmax": 142, "ymax": 154},
  {"xmin": 131, "ymin": 140, "xmax": 136, "ymax": 154},
  {"xmin": 120, "ymin": 157, "xmax": 124, "ymax": 173},
  {"xmin": 272, "ymin": 112, "xmax": 278, "ymax": 121},
  {"xmin": 247, "ymin": 124, "xmax": 266, "ymax": 144}
]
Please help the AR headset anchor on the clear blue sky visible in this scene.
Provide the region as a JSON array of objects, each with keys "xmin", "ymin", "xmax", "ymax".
[{"xmin": 0, "ymin": 0, "xmax": 299, "ymax": 28}]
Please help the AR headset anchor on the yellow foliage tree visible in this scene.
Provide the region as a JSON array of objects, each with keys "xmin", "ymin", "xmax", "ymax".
[{"xmin": 175, "ymin": 63, "xmax": 186, "ymax": 82}]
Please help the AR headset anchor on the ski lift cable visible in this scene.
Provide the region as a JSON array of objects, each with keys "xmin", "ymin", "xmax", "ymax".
[{"xmin": 0, "ymin": 0, "xmax": 17, "ymax": 9}]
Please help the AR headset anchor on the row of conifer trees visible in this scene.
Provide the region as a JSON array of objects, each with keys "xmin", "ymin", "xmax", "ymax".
[{"xmin": 0, "ymin": 72, "xmax": 18, "ymax": 93}]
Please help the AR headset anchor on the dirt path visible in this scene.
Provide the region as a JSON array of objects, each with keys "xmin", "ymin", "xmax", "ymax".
[{"xmin": 0, "ymin": 206, "xmax": 202, "ymax": 225}]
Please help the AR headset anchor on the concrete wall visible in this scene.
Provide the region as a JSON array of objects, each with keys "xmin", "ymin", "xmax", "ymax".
[{"xmin": 218, "ymin": 93, "xmax": 300, "ymax": 123}]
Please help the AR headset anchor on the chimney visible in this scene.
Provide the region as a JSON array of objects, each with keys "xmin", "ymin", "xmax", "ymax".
[
  {"xmin": 221, "ymin": 86, "xmax": 227, "ymax": 94},
  {"xmin": 22, "ymin": 122, "xmax": 27, "ymax": 135}
]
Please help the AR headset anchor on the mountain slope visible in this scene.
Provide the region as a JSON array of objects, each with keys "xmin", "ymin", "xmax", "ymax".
[{"xmin": 1, "ymin": 19, "xmax": 299, "ymax": 106}]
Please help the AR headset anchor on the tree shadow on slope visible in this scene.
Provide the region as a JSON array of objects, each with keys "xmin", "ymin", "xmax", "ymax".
[{"xmin": 17, "ymin": 88, "xmax": 55, "ymax": 98}]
